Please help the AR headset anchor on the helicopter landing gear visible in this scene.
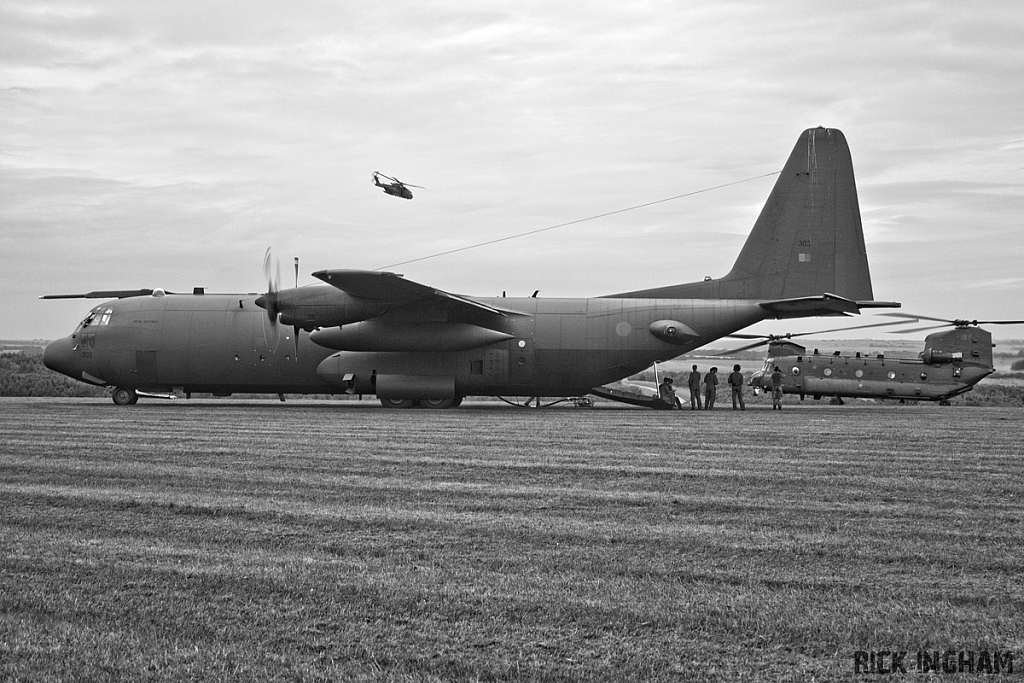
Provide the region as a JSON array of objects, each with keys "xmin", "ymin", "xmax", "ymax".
[{"xmin": 112, "ymin": 387, "xmax": 139, "ymax": 406}]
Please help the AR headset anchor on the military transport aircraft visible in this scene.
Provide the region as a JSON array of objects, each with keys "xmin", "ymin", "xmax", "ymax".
[
  {"xmin": 744, "ymin": 315, "xmax": 1024, "ymax": 405},
  {"xmin": 42, "ymin": 127, "xmax": 897, "ymax": 407},
  {"xmin": 372, "ymin": 172, "xmax": 423, "ymax": 200}
]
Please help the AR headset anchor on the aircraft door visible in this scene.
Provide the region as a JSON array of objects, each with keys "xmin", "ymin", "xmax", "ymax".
[
  {"xmin": 508, "ymin": 314, "xmax": 536, "ymax": 385},
  {"xmin": 510, "ymin": 337, "xmax": 535, "ymax": 384},
  {"xmin": 135, "ymin": 350, "xmax": 158, "ymax": 387}
]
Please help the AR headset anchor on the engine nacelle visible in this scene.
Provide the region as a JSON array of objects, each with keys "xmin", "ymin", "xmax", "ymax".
[
  {"xmin": 310, "ymin": 320, "xmax": 513, "ymax": 352},
  {"xmin": 260, "ymin": 285, "xmax": 383, "ymax": 330},
  {"xmin": 920, "ymin": 350, "xmax": 962, "ymax": 364}
]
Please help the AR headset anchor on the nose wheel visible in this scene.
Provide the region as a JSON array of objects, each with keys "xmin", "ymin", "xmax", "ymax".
[{"xmin": 112, "ymin": 387, "xmax": 139, "ymax": 405}]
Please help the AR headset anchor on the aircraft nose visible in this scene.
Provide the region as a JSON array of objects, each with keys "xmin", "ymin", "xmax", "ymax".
[{"xmin": 43, "ymin": 336, "xmax": 77, "ymax": 379}]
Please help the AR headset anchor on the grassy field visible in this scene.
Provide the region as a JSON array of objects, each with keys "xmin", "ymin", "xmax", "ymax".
[{"xmin": 1, "ymin": 398, "xmax": 1022, "ymax": 681}]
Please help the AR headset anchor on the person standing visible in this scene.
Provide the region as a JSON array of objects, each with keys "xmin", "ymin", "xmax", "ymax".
[
  {"xmin": 704, "ymin": 367, "xmax": 718, "ymax": 410},
  {"xmin": 687, "ymin": 364, "xmax": 703, "ymax": 410},
  {"xmin": 658, "ymin": 376, "xmax": 682, "ymax": 409},
  {"xmin": 728, "ymin": 364, "xmax": 746, "ymax": 411},
  {"xmin": 771, "ymin": 365, "xmax": 785, "ymax": 410}
]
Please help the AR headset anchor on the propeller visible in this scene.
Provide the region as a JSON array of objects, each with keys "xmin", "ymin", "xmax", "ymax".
[
  {"xmin": 255, "ymin": 248, "xmax": 301, "ymax": 360},
  {"xmin": 256, "ymin": 247, "xmax": 281, "ymax": 323},
  {"xmin": 882, "ymin": 313, "xmax": 1024, "ymax": 334},
  {"xmin": 715, "ymin": 319, "xmax": 914, "ymax": 355}
]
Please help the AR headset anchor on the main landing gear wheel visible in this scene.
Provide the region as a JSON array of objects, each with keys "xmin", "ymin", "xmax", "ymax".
[
  {"xmin": 112, "ymin": 387, "xmax": 139, "ymax": 405},
  {"xmin": 420, "ymin": 398, "xmax": 454, "ymax": 409},
  {"xmin": 379, "ymin": 397, "xmax": 415, "ymax": 409}
]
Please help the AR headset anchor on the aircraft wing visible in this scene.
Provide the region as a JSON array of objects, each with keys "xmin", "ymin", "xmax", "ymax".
[
  {"xmin": 312, "ymin": 269, "xmax": 523, "ymax": 317},
  {"xmin": 759, "ymin": 293, "xmax": 898, "ymax": 317},
  {"xmin": 40, "ymin": 289, "xmax": 171, "ymax": 300}
]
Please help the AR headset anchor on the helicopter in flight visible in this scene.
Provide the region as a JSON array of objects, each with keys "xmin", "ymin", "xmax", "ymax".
[
  {"xmin": 372, "ymin": 172, "xmax": 424, "ymax": 200},
  {"xmin": 736, "ymin": 315, "xmax": 1024, "ymax": 405}
]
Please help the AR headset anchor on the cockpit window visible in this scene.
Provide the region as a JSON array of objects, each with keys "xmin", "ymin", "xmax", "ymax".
[{"xmin": 77, "ymin": 307, "xmax": 112, "ymax": 332}]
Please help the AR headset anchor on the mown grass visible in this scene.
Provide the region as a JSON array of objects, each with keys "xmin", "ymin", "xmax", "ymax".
[{"xmin": 1, "ymin": 399, "xmax": 1022, "ymax": 681}]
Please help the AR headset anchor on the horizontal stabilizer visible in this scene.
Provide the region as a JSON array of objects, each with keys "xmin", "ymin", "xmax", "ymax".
[{"xmin": 759, "ymin": 293, "xmax": 862, "ymax": 318}]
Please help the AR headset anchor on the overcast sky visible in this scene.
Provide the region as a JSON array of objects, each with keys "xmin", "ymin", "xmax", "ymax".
[{"xmin": 2, "ymin": 1, "xmax": 1022, "ymax": 344}]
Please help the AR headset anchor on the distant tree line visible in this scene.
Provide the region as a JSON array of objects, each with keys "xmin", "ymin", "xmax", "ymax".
[{"xmin": 0, "ymin": 354, "xmax": 107, "ymax": 397}]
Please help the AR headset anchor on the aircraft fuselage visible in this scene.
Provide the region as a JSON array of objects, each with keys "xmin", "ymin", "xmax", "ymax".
[{"xmin": 44, "ymin": 289, "xmax": 770, "ymax": 399}]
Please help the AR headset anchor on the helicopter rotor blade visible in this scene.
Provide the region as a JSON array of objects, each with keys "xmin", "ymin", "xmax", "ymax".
[
  {"xmin": 882, "ymin": 312, "xmax": 951, "ymax": 324},
  {"xmin": 884, "ymin": 313, "xmax": 1024, "ymax": 328},
  {"xmin": 715, "ymin": 339, "xmax": 774, "ymax": 355},
  {"xmin": 721, "ymin": 319, "xmax": 911, "ymax": 349},
  {"xmin": 889, "ymin": 324, "xmax": 953, "ymax": 334}
]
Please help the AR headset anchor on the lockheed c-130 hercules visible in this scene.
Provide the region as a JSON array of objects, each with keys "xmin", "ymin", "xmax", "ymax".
[
  {"xmin": 42, "ymin": 127, "xmax": 898, "ymax": 407},
  {"xmin": 741, "ymin": 314, "xmax": 1024, "ymax": 405}
]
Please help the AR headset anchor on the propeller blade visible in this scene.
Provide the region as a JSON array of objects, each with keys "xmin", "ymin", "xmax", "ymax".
[{"xmin": 257, "ymin": 247, "xmax": 282, "ymax": 323}]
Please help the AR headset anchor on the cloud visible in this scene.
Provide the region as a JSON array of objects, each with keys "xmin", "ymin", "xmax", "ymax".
[{"xmin": 2, "ymin": 1, "xmax": 1023, "ymax": 340}]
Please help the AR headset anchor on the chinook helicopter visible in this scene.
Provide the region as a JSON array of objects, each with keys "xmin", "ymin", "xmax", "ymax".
[
  {"xmin": 740, "ymin": 315, "xmax": 1024, "ymax": 405},
  {"xmin": 372, "ymin": 172, "xmax": 423, "ymax": 200}
]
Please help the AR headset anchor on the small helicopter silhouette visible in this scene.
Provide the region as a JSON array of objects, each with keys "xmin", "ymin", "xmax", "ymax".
[{"xmin": 372, "ymin": 172, "xmax": 424, "ymax": 200}]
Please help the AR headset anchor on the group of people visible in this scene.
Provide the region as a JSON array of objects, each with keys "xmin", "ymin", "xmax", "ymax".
[{"xmin": 657, "ymin": 364, "xmax": 786, "ymax": 411}]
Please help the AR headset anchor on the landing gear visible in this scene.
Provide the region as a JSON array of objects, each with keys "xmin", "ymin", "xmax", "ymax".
[
  {"xmin": 420, "ymin": 398, "xmax": 454, "ymax": 409},
  {"xmin": 379, "ymin": 398, "xmax": 416, "ymax": 409},
  {"xmin": 939, "ymin": 399, "xmax": 951, "ymax": 406},
  {"xmin": 378, "ymin": 397, "xmax": 462, "ymax": 409},
  {"xmin": 111, "ymin": 387, "xmax": 139, "ymax": 405},
  {"xmin": 829, "ymin": 396, "xmax": 845, "ymax": 405}
]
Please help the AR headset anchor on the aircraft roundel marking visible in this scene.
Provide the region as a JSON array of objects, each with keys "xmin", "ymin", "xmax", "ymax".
[{"xmin": 615, "ymin": 322, "xmax": 632, "ymax": 337}]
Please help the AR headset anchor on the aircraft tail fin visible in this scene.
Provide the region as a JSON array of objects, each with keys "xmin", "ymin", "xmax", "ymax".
[{"xmin": 611, "ymin": 127, "xmax": 877, "ymax": 303}]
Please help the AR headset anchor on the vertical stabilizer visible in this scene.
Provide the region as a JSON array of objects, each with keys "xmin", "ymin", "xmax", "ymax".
[{"xmin": 611, "ymin": 127, "xmax": 876, "ymax": 301}]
